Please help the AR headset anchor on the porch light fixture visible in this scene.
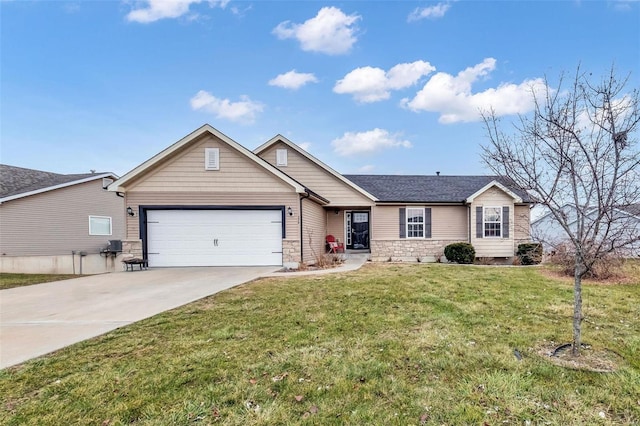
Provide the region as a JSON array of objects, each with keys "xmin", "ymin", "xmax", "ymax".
[
  {"xmin": 127, "ymin": 206, "xmax": 135, "ymax": 217},
  {"xmin": 334, "ymin": 208, "xmax": 339, "ymax": 215},
  {"xmin": 287, "ymin": 206, "xmax": 293, "ymax": 216}
]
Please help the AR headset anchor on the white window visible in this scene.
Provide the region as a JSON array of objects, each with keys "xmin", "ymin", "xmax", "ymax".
[
  {"xmin": 205, "ymin": 148, "xmax": 220, "ymax": 170},
  {"xmin": 483, "ymin": 206, "xmax": 502, "ymax": 237},
  {"xmin": 406, "ymin": 208, "xmax": 424, "ymax": 238},
  {"xmin": 89, "ymin": 216, "xmax": 112, "ymax": 236},
  {"xmin": 276, "ymin": 149, "xmax": 288, "ymax": 166}
]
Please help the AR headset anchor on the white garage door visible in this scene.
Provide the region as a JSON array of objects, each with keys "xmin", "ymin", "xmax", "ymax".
[{"xmin": 146, "ymin": 209, "xmax": 283, "ymax": 267}]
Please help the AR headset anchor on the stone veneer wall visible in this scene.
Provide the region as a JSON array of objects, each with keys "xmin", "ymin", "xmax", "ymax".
[
  {"xmin": 282, "ymin": 240, "xmax": 301, "ymax": 266},
  {"xmin": 370, "ymin": 240, "xmax": 466, "ymax": 262},
  {"xmin": 122, "ymin": 239, "xmax": 143, "ymax": 259}
]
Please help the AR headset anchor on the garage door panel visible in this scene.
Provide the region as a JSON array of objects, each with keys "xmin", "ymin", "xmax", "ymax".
[{"xmin": 147, "ymin": 210, "xmax": 283, "ymax": 267}]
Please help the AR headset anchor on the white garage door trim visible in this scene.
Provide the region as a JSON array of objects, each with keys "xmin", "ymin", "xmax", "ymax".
[{"xmin": 145, "ymin": 208, "xmax": 284, "ymax": 267}]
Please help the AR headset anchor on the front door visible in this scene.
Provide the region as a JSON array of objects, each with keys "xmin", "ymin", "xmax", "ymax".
[{"xmin": 346, "ymin": 211, "xmax": 370, "ymax": 250}]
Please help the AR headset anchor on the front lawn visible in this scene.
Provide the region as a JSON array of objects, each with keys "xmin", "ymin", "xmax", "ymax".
[
  {"xmin": 1, "ymin": 264, "xmax": 638, "ymax": 425},
  {"xmin": 0, "ymin": 273, "xmax": 81, "ymax": 290}
]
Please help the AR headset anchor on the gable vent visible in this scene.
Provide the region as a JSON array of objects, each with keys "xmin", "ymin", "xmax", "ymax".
[
  {"xmin": 205, "ymin": 148, "xmax": 220, "ymax": 171},
  {"xmin": 276, "ymin": 149, "xmax": 288, "ymax": 166}
]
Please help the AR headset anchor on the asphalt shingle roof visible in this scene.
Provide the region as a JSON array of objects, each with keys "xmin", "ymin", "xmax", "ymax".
[
  {"xmin": 343, "ymin": 174, "xmax": 532, "ymax": 203},
  {"xmin": 0, "ymin": 164, "xmax": 105, "ymax": 199}
]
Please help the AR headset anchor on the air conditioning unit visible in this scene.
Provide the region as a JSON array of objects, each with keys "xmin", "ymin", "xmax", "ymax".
[{"xmin": 108, "ymin": 240, "xmax": 123, "ymax": 252}]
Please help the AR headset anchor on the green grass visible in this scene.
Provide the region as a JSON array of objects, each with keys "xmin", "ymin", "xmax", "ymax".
[
  {"xmin": 0, "ymin": 273, "xmax": 82, "ymax": 290},
  {"xmin": 1, "ymin": 264, "xmax": 638, "ymax": 425}
]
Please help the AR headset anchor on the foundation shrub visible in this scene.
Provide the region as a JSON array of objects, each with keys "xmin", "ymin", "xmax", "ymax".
[{"xmin": 444, "ymin": 243, "xmax": 475, "ymax": 264}]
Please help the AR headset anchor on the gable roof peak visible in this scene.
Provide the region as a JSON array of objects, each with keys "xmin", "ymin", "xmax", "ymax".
[
  {"xmin": 254, "ymin": 136, "xmax": 378, "ymax": 202},
  {"xmin": 108, "ymin": 124, "xmax": 307, "ymax": 194}
]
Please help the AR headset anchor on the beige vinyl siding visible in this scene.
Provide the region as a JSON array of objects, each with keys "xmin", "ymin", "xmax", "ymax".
[
  {"xmin": 514, "ymin": 205, "xmax": 531, "ymax": 242},
  {"xmin": 301, "ymin": 198, "xmax": 326, "ymax": 264},
  {"xmin": 126, "ymin": 134, "xmax": 292, "ymax": 193},
  {"xmin": 471, "ymin": 187, "xmax": 515, "ymax": 257},
  {"xmin": 124, "ymin": 191, "xmax": 299, "ymax": 242},
  {"xmin": 0, "ymin": 180, "xmax": 125, "ymax": 256},
  {"xmin": 432, "ymin": 206, "xmax": 468, "ymax": 240},
  {"xmin": 371, "ymin": 206, "xmax": 401, "ymax": 240},
  {"xmin": 371, "ymin": 205, "xmax": 468, "ymax": 240},
  {"xmin": 326, "ymin": 210, "xmax": 345, "ymax": 243},
  {"xmin": 260, "ymin": 142, "xmax": 373, "ymax": 206}
]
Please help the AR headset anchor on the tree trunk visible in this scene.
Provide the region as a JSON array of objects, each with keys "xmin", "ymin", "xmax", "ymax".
[{"xmin": 572, "ymin": 260, "xmax": 583, "ymax": 357}]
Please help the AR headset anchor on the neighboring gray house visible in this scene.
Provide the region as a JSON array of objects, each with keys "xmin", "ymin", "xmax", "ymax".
[
  {"xmin": 531, "ymin": 204, "xmax": 640, "ymax": 257},
  {"xmin": 0, "ymin": 165, "xmax": 125, "ymax": 274}
]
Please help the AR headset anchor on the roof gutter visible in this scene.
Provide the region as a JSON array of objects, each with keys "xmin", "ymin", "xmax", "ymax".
[
  {"xmin": 304, "ymin": 188, "xmax": 330, "ymax": 205},
  {"xmin": 374, "ymin": 200, "xmax": 468, "ymax": 205}
]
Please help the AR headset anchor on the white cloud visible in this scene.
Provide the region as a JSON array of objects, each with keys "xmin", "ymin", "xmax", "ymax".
[
  {"xmin": 402, "ymin": 58, "xmax": 547, "ymax": 123},
  {"xmin": 297, "ymin": 142, "xmax": 312, "ymax": 151},
  {"xmin": 273, "ymin": 7, "xmax": 360, "ymax": 55},
  {"xmin": 334, "ymin": 60, "xmax": 435, "ymax": 103},
  {"xmin": 268, "ymin": 70, "xmax": 319, "ymax": 90},
  {"xmin": 577, "ymin": 94, "xmax": 633, "ymax": 133},
  {"xmin": 190, "ymin": 90, "xmax": 264, "ymax": 123},
  {"xmin": 613, "ymin": 0, "xmax": 637, "ymax": 12},
  {"xmin": 332, "ymin": 128, "xmax": 412, "ymax": 156},
  {"xmin": 357, "ymin": 164, "xmax": 375, "ymax": 173},
  {"xmin": 407, "ymin": 2, "xmax": 451, "ymax": 22},
  {"xmin": 126, "ymin": 0, "xmax": 229, "ymax": 23}
]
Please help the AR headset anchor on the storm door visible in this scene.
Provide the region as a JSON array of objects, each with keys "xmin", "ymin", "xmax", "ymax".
[{"xmin": 346, "ymin": 211, "xmax": 369, "ymax": 250}]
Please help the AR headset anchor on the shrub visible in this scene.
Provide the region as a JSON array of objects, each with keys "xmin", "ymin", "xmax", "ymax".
[
  {"xmin": 547, "ymin": 244, "xmax": 624, "ymax": 280},
  {"xmin": 517, "ymin": 243, "xmax": 543, "ymax": 265},
  {"xmin": 444, "ymin": 243, "xmax": 475, "ymax": 264},
  {"xmin": 314, "ymin": 253, "xmax": 344, "ymax": 268}
]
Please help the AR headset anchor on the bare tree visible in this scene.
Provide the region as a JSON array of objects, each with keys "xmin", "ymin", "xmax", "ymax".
[{"xmin": 481, "ymin": 66, "xmax": 640, "ymax": 356}]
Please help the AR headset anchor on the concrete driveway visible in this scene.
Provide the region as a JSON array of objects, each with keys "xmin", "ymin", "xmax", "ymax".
[{"xmin": 0, "ymin": 266, "xmax": 277, "ymax": 369}]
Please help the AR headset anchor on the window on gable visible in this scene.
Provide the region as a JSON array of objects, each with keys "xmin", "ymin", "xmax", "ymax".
[
  {"xmin": 276, "ymin": 149, "xmax": 288, "ymax": 166},
  {"xmin": 483, "ymin": 206, "xmax": 502, "ymax": 237},
  {"xmin": 406, "ymin": 208, "xmax": 424, "ymax": 238},
  {"xmin": 89, "ymin": 216, "xmax": 112, "ymax": 236},
  {"xmin": 205, "ymin": 148, "xmax": 220, "ymax": 170}
]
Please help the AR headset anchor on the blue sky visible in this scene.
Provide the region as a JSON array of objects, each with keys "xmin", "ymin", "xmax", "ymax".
[{"xmin": 2, "ymin": 0, "xmax": 639, "ymax": 177}]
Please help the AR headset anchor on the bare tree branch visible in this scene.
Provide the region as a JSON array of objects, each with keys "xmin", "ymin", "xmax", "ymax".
[{"xmin": 481, "ymin": 65, "xmax": 640, "ymax": 356}]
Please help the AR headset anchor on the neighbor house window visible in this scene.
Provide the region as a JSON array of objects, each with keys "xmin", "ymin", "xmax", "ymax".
[
  {"xmin": 276, "ymin": 149, "xmax": 288, "ymax": 166},
  {"xmin": 205, "ymin": 148, "xmax": 220, "ymax": 170},
  {"xmin": 406, "ymin": 208, "xmax": 425, "ymax": 238},
  {"xmin": 89, "ymin": 216, "xmax": 112, "ymax": 236},
  {"xmin": 483, "ymin": 206, "xmax": 502, "ymax": 237}
]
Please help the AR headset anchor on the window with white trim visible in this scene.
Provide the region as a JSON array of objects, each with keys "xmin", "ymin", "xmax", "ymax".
[
  {"xmin": 205, "ymin": 148, "xmax": 220, "ymax": 170},
  {"xmin": 406, "ymin": 208, "xmax": 425, "ymax": 238},
  {"xmin": 89, "ymin": 216, "xmax": 112, "ymax": 236},
  {"xmin": 276, "ymin": 149, "xmax": 288, "ymax": 166},
  {"xmin": 483, "ymin": 206, "xmax": 502, "ymax": 237}
]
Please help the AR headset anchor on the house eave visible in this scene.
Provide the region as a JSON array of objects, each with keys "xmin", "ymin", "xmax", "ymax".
[
  {"xmin": 305, "ymin": 189, "xmax": 330, "ymax": 205},
  {"xmin": 375, "ymin": 200, "xmax": 467, "ymax": 205},
  {"xmin": 465, "ymin": 180, "xmax": 524, "ymax": 204}
]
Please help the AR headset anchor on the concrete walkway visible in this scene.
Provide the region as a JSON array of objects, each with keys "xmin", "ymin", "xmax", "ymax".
[
  {"xmin": 0, "ymin": 254, "xmax": 369, "ymax": 369},
  {"xmin": 264, "ymin": 253, "xmax": 369, "ymax": 277}
]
